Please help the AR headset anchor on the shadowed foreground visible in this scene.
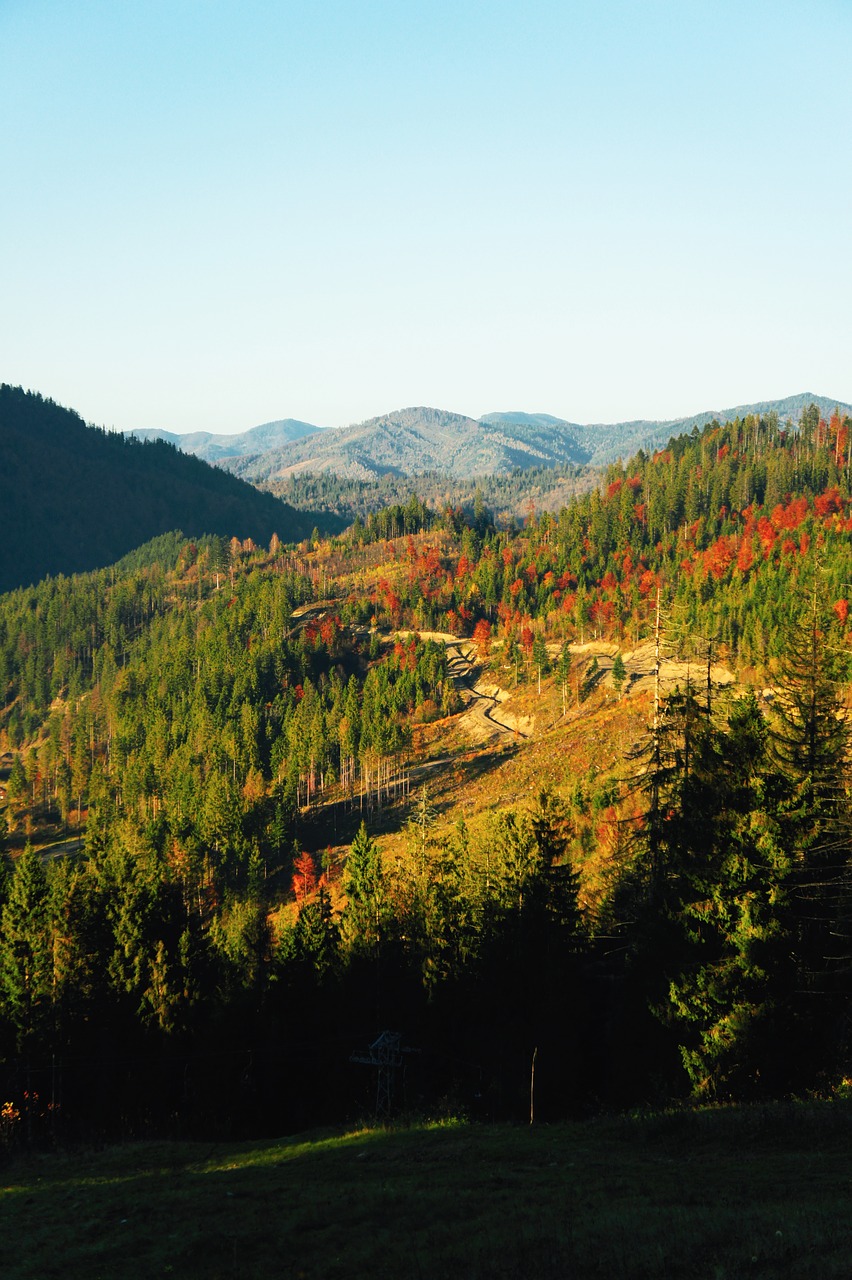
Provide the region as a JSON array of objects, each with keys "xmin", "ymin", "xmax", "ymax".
[{"xmin": 2, "ymin": 1103, "xmax": 851, "ymax": 1279}]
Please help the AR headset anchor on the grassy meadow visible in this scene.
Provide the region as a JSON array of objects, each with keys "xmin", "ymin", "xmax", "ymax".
[{"xmin": 2, "ymin": 1103, "xmax": 851, "ymax": 1279}]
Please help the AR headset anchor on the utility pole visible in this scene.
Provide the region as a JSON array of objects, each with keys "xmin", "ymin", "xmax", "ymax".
[{"xmin": 350, "ymin": 1031, "xmax": 418, "ymax": 1122}]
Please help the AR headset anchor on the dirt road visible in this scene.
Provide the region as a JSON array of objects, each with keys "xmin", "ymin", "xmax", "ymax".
[
  {"xmin": 558, "ymin": 640, "xmax": 735, "ymax": 697},
  {"xmin": 395, "ymin": 631, "xmax": 533, "ymax": 745}
]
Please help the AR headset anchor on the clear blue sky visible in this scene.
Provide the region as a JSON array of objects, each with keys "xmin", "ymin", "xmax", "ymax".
[{"xmin": 2, "ymin": 0, "xmax": 850, "ymax": 434}]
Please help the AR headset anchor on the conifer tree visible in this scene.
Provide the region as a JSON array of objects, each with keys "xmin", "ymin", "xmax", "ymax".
[
  {"xmin": 0, "ymin": 843, "xmax": 52, "ymax": 1047},
  {"xmin": 769, "ymin": 584, "xmax": 850, "ymax": 1076},
  {"xmin": 612, "ymin": 651, "xmax": 626, "ymax": 696},
  {"xmin": 667, "ymin": 691, "xmax": 794, "ymax": 1098},
  {"xmin": 771, "ymin": 585, "xmax": 849, "ymax": 859},
  {"xmin": 532, "ymin": 632, "xmax": 549, "ymax": 694},
  {"xmin": 291, "ymin": 885, "xmax": 340, "ymax": 979},
  {"xmin": 342, "ymin": 822, "xmax": 387, "ymax": 954},
  {"xmin": 557, "ymin": 641, "xmax": 572, "ymax": 715}
]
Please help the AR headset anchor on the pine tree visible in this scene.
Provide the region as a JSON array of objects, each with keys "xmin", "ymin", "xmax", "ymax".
[
  {"xmin": 532, "ymin": 633, "xmax": 549, "ymax": 695},
  {"xmin": 342, "ymin": 822, "xmax": 387, "ymax": 953},
  {"xmin": 0, "ymin": 843, "xmax": 52, "ymax": 1047},
  {"xmin": 667, "ymin": 691, "xmax": 794, "ymax": 1098},
  {"xmin": 291, "ymin": 885, "xmax": 339, "ymax": 979},
  {"xmin": 557, "ymin": 641, "xmax": 572, "ymax": 716},
  {"xmin": 771, "ymin": 585, "xmax": 849, "ymax": 860},
  {"xmin": 769, "ymin": 585, "xmax": 850, "ymax": 1077},
  {"xmin": 612, "ymin": 651, "xmax": 626, "ymax": 696}
]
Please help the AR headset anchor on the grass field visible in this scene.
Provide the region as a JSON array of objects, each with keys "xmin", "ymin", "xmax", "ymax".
[{"xmin": 3, "ymin": 1103, "xmax": 851, "ymax": 1279}]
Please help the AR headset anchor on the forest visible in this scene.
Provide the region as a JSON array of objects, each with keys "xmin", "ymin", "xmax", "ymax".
[
  {"xmin": 0, "ymin": 385, "xmax": 343, "ymax": 594},
  {"xmin": 0, "ymin": 403, "xmax": 851, "ymax": 1143}
]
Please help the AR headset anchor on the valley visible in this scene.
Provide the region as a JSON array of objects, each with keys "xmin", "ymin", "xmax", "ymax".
[
  {"xmin": 7, "ymin": 3, "xmax": 852, "ymax": 1272},
  {"xmin": 0, "ymin": 392, "xmax": 851, "ymax": 1153}
]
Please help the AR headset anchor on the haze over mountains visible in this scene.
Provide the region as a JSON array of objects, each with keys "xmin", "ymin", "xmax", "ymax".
[
  {"xmin": 483, "ymin": 393, "xmax": 852, "ymax": 467},
  {"xmin": 131, "ymin": 394, "xmax": 852, "ymax": 484},
  {"xmin": 127, "ymin": 418, "xmax": 320, "ymax": 463}
]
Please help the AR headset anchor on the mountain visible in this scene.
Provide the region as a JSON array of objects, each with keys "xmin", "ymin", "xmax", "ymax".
[
  {"xmin": 0, "ymin": 386, "xmax": 341, "ymax": 593},
  {"xmin": 226, "ymin": 405, "xmax": 590, "ymax": 485},
  {"xmin": 483, "ymin": 394, "xmax": 852, "ymax": 466},
  {"xmin": 125, "ymin": 418, "xmax": 321, "ymax": 463},
  {"xmin": 224, "ymin": 395, "xmax": 852, "ymax": 485}
]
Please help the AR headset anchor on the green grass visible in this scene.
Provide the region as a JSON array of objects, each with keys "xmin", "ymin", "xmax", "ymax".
[{"xmin": 2, "ymin": 1104, "xmax": 852, "ymax": 1279}]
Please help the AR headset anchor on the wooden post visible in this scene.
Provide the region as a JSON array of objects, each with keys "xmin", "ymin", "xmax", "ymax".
[{"xmin": 530, "ymin": 1046, "xmax": 538, "ymax": 1125}]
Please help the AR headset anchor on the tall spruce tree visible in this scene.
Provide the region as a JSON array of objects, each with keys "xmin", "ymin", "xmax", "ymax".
[
  {"xmin": 342, "ymin": 822, "xmax": 388, "ymax": 954},
  {"xmin": 771, "ymin": 585, "xmax": 849, "ymax": 859},
  {"xmin": 0, "ymin": 843, "xmax": 52, "ymax": 1049},
  {"xmin": 769, "ymin": 584, "xmax": 850, "ymax": 1083},
  {"xmin": 667, "ymin": 691, "xmax": 795, "ymax": 1098}
]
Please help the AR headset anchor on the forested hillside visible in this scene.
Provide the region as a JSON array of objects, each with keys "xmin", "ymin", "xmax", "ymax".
[
  {"xmin": 0, "ymin": 386, "xmax": 341, "ymax": 593},
  {"xmin": 539, "ymin": 390, "xmax": 852, "ymax": 466},
  {"xmin": 276, "ymin": 402, "xmax": 852, "ymax": 670},
  {"xmin": 0, "ymin": 402, "xmax": 851, "ymax": 1141},
  {"xmin": 255, "ymin": 464, "xmax": 594, "ymax": 529}
]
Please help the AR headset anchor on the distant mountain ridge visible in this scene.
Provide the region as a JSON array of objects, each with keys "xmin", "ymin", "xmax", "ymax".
[
  {"xmin": 126, "ymin": 418, "xmax": 321, "ymax": 463},
  {"xmin": 584, "ymin": 392, "xmax": 852, "ymax": 463},
  {"xmin": 224, "ymin": 393, "xmax": 852, "ymax": 484},
  {"xmin": 227, "ymin": 405, "xmax": 589, "ymax": 485}
]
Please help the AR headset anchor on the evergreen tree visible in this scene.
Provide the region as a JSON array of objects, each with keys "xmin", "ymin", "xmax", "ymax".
[
  {"xmin": 769, "ymin": 586, "xmax": 850, "ymax": 1079},
  {"xmin": 532, "ymin": 633, "xmax": 549, "ymax": 694},
  {"xmin": 290, "ymin": 885, "xmax": 340, "ymax": 979},
  {"xmin": 342, "ymin": 822, "xmax": 388, "ymax": 954},
  {"xmin": 557, "ymin": 641, "xmax": 572, "ymax": 715},
  {"xmin": 771, "ymin": 586, "xmax": 849, "ymax": 858},
  {"xmin": 0, "ymin": 814, "xmax": 9, "ymax": 890},
  {"xmin": 0, "ymin": 844, "xmax": 52, "ymax": 1048},
  {"xmin": 667, "ymin": 692, "xmax": 794, "ymax": 1098}
]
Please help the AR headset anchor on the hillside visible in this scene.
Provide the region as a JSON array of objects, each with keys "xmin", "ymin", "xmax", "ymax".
[
  {"xmin": 261, "ymin": 465, "xmax": 595, "ymax": 529},
  {"xmin": 0, "ymin": 399, "xmax": 851, "ymax": 1145},
  {"xmin": 227, "ymin": 405, "xmax": 590, "ymax": 483},
  {"xmin": 125, "ymin": 417, "xmax": 321, "ymax": 462},
  {"xmin": 225, "ymin": 393, "xmax": 852, "ymax": 486},
  {"xmin": 0, "ymin": 387, "xmax": 341, "ymax": 593},
  {"xmin": 574, "ymin": 390, "xmax": 852, "ymax": 464}
]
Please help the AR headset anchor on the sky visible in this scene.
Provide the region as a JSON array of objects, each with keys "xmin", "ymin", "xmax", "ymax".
[{"xmin": 2, "ymin": 0, "xmax": 851, "ymax": 435}]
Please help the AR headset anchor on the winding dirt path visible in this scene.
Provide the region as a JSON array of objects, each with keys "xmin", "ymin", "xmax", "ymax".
[{"xmin": 396, "ymin": 631, "xmax": 532, "ymax": 745}]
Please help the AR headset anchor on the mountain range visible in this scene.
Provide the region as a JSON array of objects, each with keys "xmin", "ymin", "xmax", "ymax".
[
  {"xmin": 218, "ymin": 393, "xmax": 852, "ymax": 484},
  {"xmin": 126, "ymin": 418, "xmax": 320, "ymax": 462}
]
